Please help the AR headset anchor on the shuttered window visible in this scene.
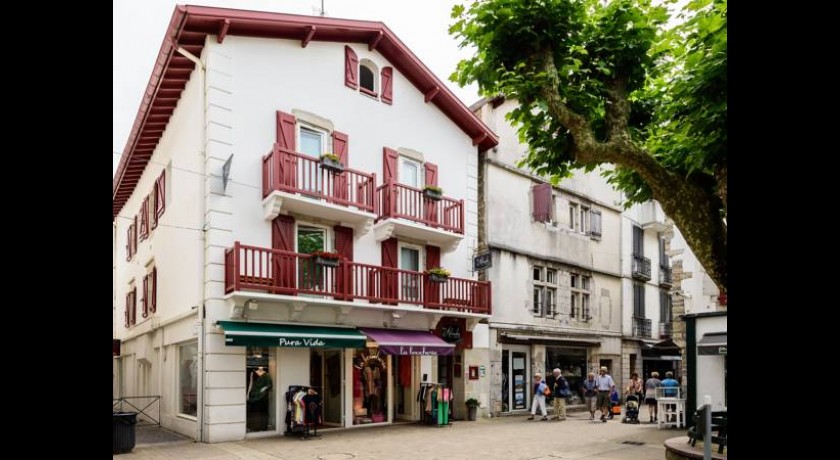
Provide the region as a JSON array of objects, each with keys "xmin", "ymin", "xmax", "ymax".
[
  {"xmin": 590, "ymin": 209, "xmax": 602, "ymax": 239},
  {"xmin": 532, "ymin": 183, "xmax": 552, "ymax": 222},
  {"xmin": 344, "ymin": 46, "xmax": 359, "ymax": 89},
  {"xmin": 381, "ymin": 67, "xmax": 393, "ymax": 104},
  {"xmin": 139, "ymin": 196, "xmax": 149, "ymax": 241},
  {"xmin": 155, "ymin": 170, "xmax": 166, "ymax": 221}
]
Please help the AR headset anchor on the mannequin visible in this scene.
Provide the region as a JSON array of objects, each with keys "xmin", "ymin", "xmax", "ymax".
[{"xmin": 247, "ymin": 367, "xmax": 272, "ymax": 431}]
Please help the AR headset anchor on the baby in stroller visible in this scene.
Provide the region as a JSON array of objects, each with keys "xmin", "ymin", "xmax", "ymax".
[{"xmin": 622, "ymin": 394, "xmax": 641, "ymax": 424}]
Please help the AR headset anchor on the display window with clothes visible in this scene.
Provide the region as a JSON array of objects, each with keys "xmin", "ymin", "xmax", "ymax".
[
  {"xmin": 545, "ymin": 347, "xmax": 587, "ymax": 405},
  {"xmin": 352, "ymin": 349, "xmax": 389, "ymax": 425},
  {"xmin": 246, "ymin": 346, "xmax": 275, "ymax": 433}
]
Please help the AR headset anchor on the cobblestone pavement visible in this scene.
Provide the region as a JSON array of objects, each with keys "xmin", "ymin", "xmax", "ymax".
[{"xmin": 119, "ymin": 411, "xmax": 685, "ymax": 459}]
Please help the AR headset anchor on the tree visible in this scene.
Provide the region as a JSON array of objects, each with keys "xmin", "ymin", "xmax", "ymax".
[{"xmin": 450, "ymin": 0, "xmax": 727, "ymax": 293}]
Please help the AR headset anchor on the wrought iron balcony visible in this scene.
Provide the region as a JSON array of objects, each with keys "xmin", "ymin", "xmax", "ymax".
[
  {"xmin": 632, "ymin": 254, "xmax": 652, "ymax": 281},
  {"xmin": 658, "ymin": 321, "xmax": 673, "ymax": 338},
  {"xmin": 659, "ymin": 265, "xmax": 673, "ymax": 287},
  {"xmin": 633, "ymin": 316, "xmax": 652, "ymax": 338},
  {"xmin": 224, "ymin": 242, "xmax": 491, "ymax": 314}
]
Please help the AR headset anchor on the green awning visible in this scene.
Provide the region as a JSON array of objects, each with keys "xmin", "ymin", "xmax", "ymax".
[{"xmin": 217, "ymin": 321, "xmax": 366, "ymax": 348}]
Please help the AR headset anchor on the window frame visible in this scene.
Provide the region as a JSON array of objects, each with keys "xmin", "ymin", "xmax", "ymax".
[
  {"xmin": 532, "ymin": 265, "xmax": 559, "ymax": 317},
  {"xmin": 570, "ymin": 273, "xmax": 592, "ymax": 321},
  {"xmin": 178, "ymin": 341, "xmax": 199, "ymax": 419},
  {"xmin": 359, "ymin": 59, "xmax": 379, "ymax": 97},
  {"xmin": 398, "ymin": 242, "xmax": 424, "ymax": 302}
]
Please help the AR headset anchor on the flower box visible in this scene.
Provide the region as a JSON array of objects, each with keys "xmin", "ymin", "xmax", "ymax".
[
  {"xmin": 429, "ymin": 273, "xmax": 449, "ymax": 283},
  {"xmin": 312, "ymin": 251, "xmax": 341, "ymax": 267},
  {"xmin": 320, "ymin": 154, "xmax": 344, "ymax": 174},
  {"xmin": 423, "ymin": 185, "xmax": 443, "ymax": 201}
]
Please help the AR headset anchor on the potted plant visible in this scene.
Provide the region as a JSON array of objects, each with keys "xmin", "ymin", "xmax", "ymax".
[
  {"xmin": 426, "ymin": 267, "xmax": 451, "ymax": 283},
  {"xmin": 423, "ymin": 184, "xmax": 443, "ymax": 200},
  {"xmin": 311, "ymin": 250, "xmax": 341, "ymax": 267},
  {"xmin": 319, "ymin": 153, "xmax": 344, "ymax": 173},
  {"xmin": 465, "ymin": 398, "xmax": 480, "ymax": 421}
]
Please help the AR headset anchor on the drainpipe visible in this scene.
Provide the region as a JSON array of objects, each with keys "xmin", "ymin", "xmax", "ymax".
[{"xmin": 176, "ymin": 41, "xmax": 208, "ymax": 443}]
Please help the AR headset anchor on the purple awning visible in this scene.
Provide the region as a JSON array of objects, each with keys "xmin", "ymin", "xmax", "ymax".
[{"xmin": 360, "ymin": 328, "xmax": 455, "ymax": 356}]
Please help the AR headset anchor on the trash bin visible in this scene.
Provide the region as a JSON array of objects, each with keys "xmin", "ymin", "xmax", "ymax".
[{"xmin": 113, "ymin": 412, "xmax": 138, "ymax": 454}]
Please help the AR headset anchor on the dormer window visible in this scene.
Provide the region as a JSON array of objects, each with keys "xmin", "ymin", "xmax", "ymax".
[{"xmin": 344, "ymin": 45, "xmax": 393, "ymax": 104}]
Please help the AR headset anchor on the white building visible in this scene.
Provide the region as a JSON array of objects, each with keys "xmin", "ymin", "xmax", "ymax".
[
  {"xmin": 620, "ymin": 201, "xmax": 681, "ymax": 383},
  {"xmin": 472, "ymin": 97, "xmax": 625, "ymax": 414},
  {"xmin": 112, "ymin": 6, "xmax": 497, "ymax": 443}
]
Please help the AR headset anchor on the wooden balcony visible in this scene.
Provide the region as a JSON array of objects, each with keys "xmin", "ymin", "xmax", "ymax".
[
  {"xmin": 373, "ymin": 181, "xmax": 464, "ymax": 252},
  {"xmin": 224, "ymin": 242, "xmax": 491, "ymax": 315},
  {"xmin": 262, "ymin": 145, "xmax": 377, "ymax": 232}
]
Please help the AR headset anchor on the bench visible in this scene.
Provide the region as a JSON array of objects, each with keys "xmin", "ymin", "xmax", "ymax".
[{"xmin": 687, "ymin": 410, "xmax": 727, "ymax": 454}]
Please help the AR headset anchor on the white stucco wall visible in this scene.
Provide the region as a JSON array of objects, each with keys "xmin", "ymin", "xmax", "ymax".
[
  {"xmin": 694, "ymin": 315, "xmax": 727, "ymax": 410},
  {"xmin": 199, "ymin": 36, "xmax": 478, "ymax": 285}
]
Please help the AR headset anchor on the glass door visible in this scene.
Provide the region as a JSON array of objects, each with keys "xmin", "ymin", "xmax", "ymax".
[
  {"xmin": 399, "ymin": 245, "xmax": 421, "ymax": 303},
  {"xmin": 297, "ymin": 226, "xmax": 326, "ymax": 292}
]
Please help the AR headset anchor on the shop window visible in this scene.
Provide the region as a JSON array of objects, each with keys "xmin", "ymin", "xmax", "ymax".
[
  {"xmin": 352, "ymin": 350, "xmax": 388, "ymax": 425},
  {"xmin": 179, "ymin": 342, "xmax": 198, "ymax": 417}
]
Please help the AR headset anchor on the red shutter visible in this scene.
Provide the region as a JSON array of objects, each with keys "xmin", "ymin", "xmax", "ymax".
[
  {"xmin": 130, "ymin": 288, "xmax": 137, "ymax": 325},
  {"xmin": 124, "ymin": 293, "xmax": 130, "ymax": 327},
  {"xmin": 424, "ymin": 245, "xmax": 441, "ymax": 306},
  {"xmin": 150, "ymin": 266, "xmax": 157, "ymax": 313},
  {"xmin": 381, "ymin": 237, "xmax": 398, "ymax": 304},
  {"xmin": 149, "ymin": 191, "xmax": 158, "ymax": 230},
  {"xmin": 381, "ymin": 67, "xmax": 393, "ymax": 104},
  {"xmin": 126, "ymin": 226, "xmax": 132, "ymax": 261},
  {"xmin": 272, "ymin": 215, "xmax": 296, "ymax": 293},
  {"xmin": 383, "ymin": 148, "xmax": 398, "ymax": 183},
  {"xmin": 155, "ymin": 171, "xmax": 166, "ymax": 220},
  {"xmin": 276, "ymin": 111, "xmax": 297, "ymax": 151},
  {"xmin": 345, "ymin": 46, "xmax": 359, "ymax": 89},
  {"xmin": 142, "ymin": 274, "xmax": 149, "ymax": 318},
  {"xmin": 334, "ymin": 225, "xmax": 354, "ymax": 300},
  {"xmin": 132, "ymin": 216, "xmax": 138, "ymax": 255},
  {"xmin": 139, "ymin": 196, "xmax": 149, "ymax": 240},
  {"xmin": 424, "ymin": 163, "xmax": 438, "ymax": 187},
  {"xmin": 382, "ymin": 148, "xmax": 399, "ymax": 218},
  {"xmin": 332, "ymin": 131, "xmax": 349, "ymax": 201},
  {"xmin": 425, "ymin": 245, "xmax": 441, "ymax": 269},
  {"xmin": 424, "ymin": 162, "xmax": 439, "ymax": 223},
  {"xmin": 532, "ymin": 183, "xmax": 552, "ymax": 222}
]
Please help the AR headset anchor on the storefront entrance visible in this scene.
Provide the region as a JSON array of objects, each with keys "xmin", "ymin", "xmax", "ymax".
[
  {"xmin": 501, "ymin": 345, "xmax": 529, "ymax": 412},
  {"xmin": 246, "ymin": 346, "xmax": 275, "ymax": 433},
  {"xmin": 309, "ymin": 349, "xmax": 344, "ymax": 427},
  {"xmin": 545, "ymin": 347, "xmax": 587, "ymax": 405}
]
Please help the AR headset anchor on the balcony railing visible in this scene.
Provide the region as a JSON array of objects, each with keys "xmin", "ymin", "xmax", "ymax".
[
  {"xmin": 659, "ymin": 265, "xmax": 673, "ymax": 287},
  {"xmin": 225, "ymin": 242, "xmax": 490, "ymax": 314},
  {"xmin": 632, "ymin": 316, "xmax": 652, "ymax": 338},
  {"xmin": 262, "ymin": 145, "xmax": 377, "ymax": 212},
  {"xmin": 658, "ymin": 321, "xmax": 673, "ymax": 338},
  {"xmin": 375, "ymin": 181, "xmax": 464, "ymax": 234},
  {"xmin": 632, "ymin": 254, "xmax": 652, "ymax": 281}
]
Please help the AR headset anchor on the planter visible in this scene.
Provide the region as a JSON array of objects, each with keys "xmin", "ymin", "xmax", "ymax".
[
  {"xmin": 466, "ymin": 406, "xmax": 478, "ymax": 421},
  {"xmin": 320, "ymin": 158, "xmax": 344, "ymax": 174},
  {"xmin": 423, "ymin": 189, "xmax": 442, "ymax": 201},
  {"xmin": 314, "ymin": 256, "xmax": 340, "ymax": 267},
  {"xmin": 429, "ymin": 273, "xmax": 449, "ymax": 283}
]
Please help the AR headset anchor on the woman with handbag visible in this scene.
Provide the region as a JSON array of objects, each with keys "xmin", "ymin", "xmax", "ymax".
[{"xmin": 527, "ymin": 373, "xmax": 549, "ymax": 421}]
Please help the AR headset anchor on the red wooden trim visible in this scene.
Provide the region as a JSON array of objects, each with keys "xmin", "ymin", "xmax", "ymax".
[
  {"xmin": 424, "ymin": 86, "xmax": 439, "ymax": 103},
  {"xmin": 472, "ymin": 132, "xmax": 488, "ymax": 146},
  {"xmin": 359, "ymin": 86, "xmax": 378, "ymax": 98},
  {"xmin": 381, "ymin": 67, "xmax": 393, "ymax": 104},
  {"xmin": 151, "ymin": 267, "xmax": 157, "ymax": 313},
  {"xmin": 368, "ymin": 30, "xmax": 383, "ymax": 51},
  {"xmin": 142, "ymin": 274, "xmax": 149, "ymax": 318},
  {"xmin": 301, "ymin": 25, "xmax": 316, "ymax": 48},
  {"xmin": 217, "ymin": 19, "xmax": 230, "ymax": 43},
  {"xmin": 155, "ymin": 170, "xmax": 166, "ymax": 220},
  {"xmin": 344, "ymin": 45, "xmax": 359, "ymax": 89}
]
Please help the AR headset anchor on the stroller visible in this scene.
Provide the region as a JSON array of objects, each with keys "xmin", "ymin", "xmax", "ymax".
[{"xmin": 622, "ymin": 394, "xmax": 640, "ymax": 424}]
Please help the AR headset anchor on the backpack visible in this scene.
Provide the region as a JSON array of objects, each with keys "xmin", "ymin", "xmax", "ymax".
[{"xmin": 557, "ymin": 377, "xmax": 570, "ymax": 397}]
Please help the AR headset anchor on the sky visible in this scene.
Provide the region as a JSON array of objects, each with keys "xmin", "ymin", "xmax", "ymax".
[{"xmin": 112, "ymin": 0, "xmax": 480, "ymax": 175}]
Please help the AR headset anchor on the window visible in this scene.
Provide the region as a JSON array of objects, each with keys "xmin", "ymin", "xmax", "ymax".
[
  {"xmin": 126, "ymin": 217, "xmax": 138, "ymax": 261},
  {"xmin": 142, "ymin": 265, "xmax": 157, "ymax": 318},
  {"xmin": 569, "ymin": 203, "xmax": 578, "ymax": 231},
  {"xmin": 633, "ymin": 283, "xmax": 645, "ymax": 318},
  {"xmin": 125, "ymin": 284, "xmax": 137, "ymax": 327},
  {"xmin": 569, "ymin": 202, "xmax": 590, "ymax": 234},
  {"xmin": 632, "ymin": 225, "xmax": 644, "ymax": 256},
  {"xmin": 359, "ymin": 60, "xmax": 378, "ymax": 96},
  {"xmin": 297, "ymin": 224, "xmax": 329, "ymax": 290},
  {"xmin": 179, "ymin": 342, "xmax": 198, "ymax": 417},
  {"xmin": 399, "ymin": 243, "xmax": 422, "ymax": 302},
  {"xmin": 139, "ymin": 196, "xmax": 149, "ymax": 241},
  {"xmin": 570, "ymin": 274, "xmax": 591, "ymax": 321},
  {"xmin": 298, "ymin": 125, "xmax": 328, "ymax": 193},
  {"xmin": 659, "ymin": 289, "xmax": 672, "ymax": 323},
  {"xmin": 590, "ymin": 209, "xmax": 602, "ymax": 239},
  {"xmin": 399, "ymin": 156, "xmax": 423, "ymax": 188},
  {"xmin": 533, "ymin": 266, "xmax": 559, "ymax": 317}
]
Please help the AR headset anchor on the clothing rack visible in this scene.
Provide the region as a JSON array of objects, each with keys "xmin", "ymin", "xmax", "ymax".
[
  {"xmin": 284, "ymin": 385, "xmax": 322, "ymax": 439},
  {"xmin": 416, "ymin": 383, "xmax": 452, "ymax": 427}
]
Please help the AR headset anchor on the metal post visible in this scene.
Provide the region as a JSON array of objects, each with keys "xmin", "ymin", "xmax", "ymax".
[{"xmin": 703, "ymin": 396, "xmax": 712, "ymax": 460}]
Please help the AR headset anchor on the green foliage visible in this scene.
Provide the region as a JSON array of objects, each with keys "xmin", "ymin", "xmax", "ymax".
[
  {"xmin": 450, "ymin": 0, "xmax": 726, "ymax": 211},
  {"xmin": 465, "ymin": 397, "xmax": 480, "ymax": 407}
]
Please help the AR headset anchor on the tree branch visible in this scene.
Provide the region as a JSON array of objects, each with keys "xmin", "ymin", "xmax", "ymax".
[{"xmin": 603, "ymin": 76, "xmax": 631, "ymax": 143}]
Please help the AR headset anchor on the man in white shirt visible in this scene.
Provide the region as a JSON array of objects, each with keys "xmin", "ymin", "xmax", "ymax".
[{"xmin": 595, "ymin": 366, "xmax": 615, "ymax": 422}]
